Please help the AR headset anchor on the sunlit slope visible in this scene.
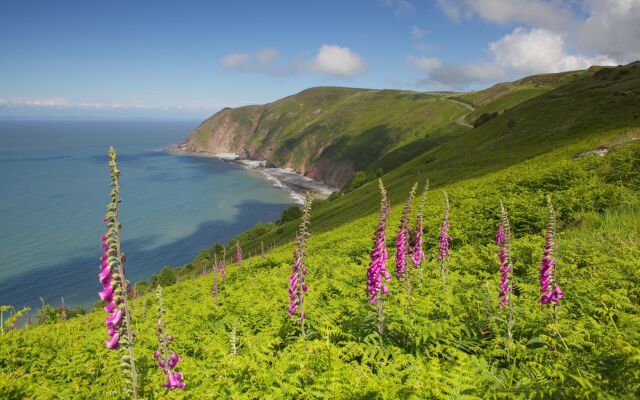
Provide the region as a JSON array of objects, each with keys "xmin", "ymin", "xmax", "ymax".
[
  {"xmin": 185, "ymin": 87, "xmax": 469, "ymax": 187},
  {"xmin": 2, "ymin": 131, "xmax": 639, "ymax": 399},
  {"xmin": 261, "ymin": 62, "xmax": 640, "ymax": 244}
]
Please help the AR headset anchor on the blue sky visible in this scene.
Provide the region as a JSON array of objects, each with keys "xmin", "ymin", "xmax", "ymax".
[{"xmin": 1, "ymin": 0, "xmax": 638, "ymax": 119}]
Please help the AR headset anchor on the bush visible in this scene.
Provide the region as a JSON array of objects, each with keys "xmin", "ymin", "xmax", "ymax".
[
  {"xmin": 473, "ymin": 112, "xmax": 498, "ymax": 127},
  {"xmin": 350, "ymin": 171, "xmax": 368, "ymax": 189},
  {"xmin": 152, "ymin": 267, "xmax": 176, "ymax": 287},
  {"xmin": 277, "ymin": 206, "xmax": 302, "ymax": 225}
]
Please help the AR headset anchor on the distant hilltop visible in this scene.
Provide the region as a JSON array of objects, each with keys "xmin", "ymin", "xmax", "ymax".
[{"xmin": 182, "ymin": 62, "xmax": 640, "ymax": 189}]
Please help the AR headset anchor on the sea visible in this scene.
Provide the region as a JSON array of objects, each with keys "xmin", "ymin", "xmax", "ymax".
[{"xmin": 0, "ymin": 120, "xmax": 295, "ymax": 313}]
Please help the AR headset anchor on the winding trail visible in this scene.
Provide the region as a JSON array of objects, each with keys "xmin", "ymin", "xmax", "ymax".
[{"xmin": 443, "ymin": 97, "xmax": 476, "ymax": 129}]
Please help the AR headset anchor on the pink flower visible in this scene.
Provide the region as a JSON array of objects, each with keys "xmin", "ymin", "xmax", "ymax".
[
  {"xmin": 154, "ymin": 286, "xmax": 185, "ymax": 390},
  {"xmin": 98, "ymin": 285, "xmax": 114, "ymax": 302},
  {"xmin": 236, "ymin": 241, "xmax": 243, "ymax": 266},
  {"xmin": 438, "ymin": 192, "xmax": 451, "ymax": 262},
  {"xmin": 395, "ymin": 184, "xmax": 417, "ymax": 278},
  {"xmin": 288, "ymin": 193, "xmax": 312, "ymax": 340},
  {"xmin": 496, "ymin": 223, "xmax": 511, "ymax": 307},
  {"xmin": 367, "ymin": 180, "xmax": 391, "ymax": 303},
  {"xmin": 539, "ymin": 196, "xmax": 563, "ymax": 306},
  {"xmin": 411, "ymin": 219, "xmax": 425, "ymax": 268},
  {"xmin": 105, "ymin": 332, "xmax": 120, "ymax": 349},
  {"xmin": 105, "ymin": 309, "xmax": 123, "ymax": 329}
]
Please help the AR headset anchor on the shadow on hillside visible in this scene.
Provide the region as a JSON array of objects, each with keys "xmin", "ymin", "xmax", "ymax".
[
  {"xmin": 320, "ymin": 125, "xmax": 393, "ymax": 170},
  {"xmin": 0, "ymin": 200, "xmax": 290, "ymax": 314}
]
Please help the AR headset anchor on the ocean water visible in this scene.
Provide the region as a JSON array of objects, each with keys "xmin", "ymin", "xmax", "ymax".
[{"xmin": 0, "ymin": 120, "xmax": 295, "ymax": 312}]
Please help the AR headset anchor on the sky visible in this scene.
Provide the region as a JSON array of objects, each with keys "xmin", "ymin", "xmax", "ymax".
[{"xmin": 0, "ymin": 0, "xmax": 638, "ymax": 120}]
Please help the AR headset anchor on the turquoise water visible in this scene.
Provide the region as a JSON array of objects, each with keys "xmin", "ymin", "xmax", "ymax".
[{"xmin": 0, "ymin": 120, "xmax": 294, "ymax": 311}]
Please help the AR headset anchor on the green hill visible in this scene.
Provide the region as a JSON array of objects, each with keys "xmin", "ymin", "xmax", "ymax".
[
  {"xmin": 184, "ymin": 87, "xmax": 470, "ymax": 187},
  {"xmin": 222, "ymin": 62, "xmax": 640, "ymax": 255},
  {"xmin": 1, "ymin": 62, "xmax": 639, "ymax": 399}
]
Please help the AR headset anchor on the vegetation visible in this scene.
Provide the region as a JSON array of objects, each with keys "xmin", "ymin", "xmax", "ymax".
[
  {"xmin": 1, "ymin": 63, "xmax": 639, "ymax": 398},
  {"xmin": 186, "ymin": 87, "xmax": 470, "ymax": 187}
]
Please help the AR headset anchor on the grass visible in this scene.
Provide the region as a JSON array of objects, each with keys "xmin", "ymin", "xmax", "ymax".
[
  {"xmin": 2, "ymin": 136, "xmax": 639, "ymax": 399},
  {"xmin": 187, "ymin": 87, "xmax": 469, "ymax": 187},
  {"xmin": 1, "ymin": 62, "xmax": 640, "ymax": 399},
  {"xmin": 227, "ymin": 62, "xmax": 640, "ymax": 257}
]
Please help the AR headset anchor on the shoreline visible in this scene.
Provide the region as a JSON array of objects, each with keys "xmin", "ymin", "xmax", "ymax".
[{"xmin": 165, "ymin": 145, "xmax": 339, "ymax": 203}]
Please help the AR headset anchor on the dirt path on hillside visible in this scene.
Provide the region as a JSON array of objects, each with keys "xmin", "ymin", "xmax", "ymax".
[{"xmin": 443, "ymin": 97, "xmax": 475, "ymax": 128}]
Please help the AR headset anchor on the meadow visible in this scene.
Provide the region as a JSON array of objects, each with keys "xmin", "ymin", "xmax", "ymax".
[{"xmin": 1, "ymin": 63, "xmax": 639, "ymax": 399}]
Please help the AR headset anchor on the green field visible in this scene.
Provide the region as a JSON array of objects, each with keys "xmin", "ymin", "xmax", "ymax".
[{"xmin": 1, "ymin": 62, "xmax": 639, "ymax": 399}]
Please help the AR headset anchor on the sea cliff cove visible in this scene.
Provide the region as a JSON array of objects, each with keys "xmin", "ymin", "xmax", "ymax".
[
  {"xmin": 0, "ymin": 120, "xmax": 299, "ymax": 313},
  {"xmin": 167, "ymin": 143, "xmax": 339, "ymax": 203}
]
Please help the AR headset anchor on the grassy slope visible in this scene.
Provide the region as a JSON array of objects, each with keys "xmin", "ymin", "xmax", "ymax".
[
  {"xmin": 187, "ymin": 87, "xmax": 470, "ymax": 187},
  {"xmin": 1, "ymin": 134, "xmax": 639, "ymax": 399},
  {"xmin": 2, "ymin": 63, "xmax": 640, "ymax": 399},
  {"xmin": 232, "ymin": 63, "xmax": 640, "ymax": 255},
  {"xmin": 456, "ymin": 69, "xmax": 590, "ymax": 123}
]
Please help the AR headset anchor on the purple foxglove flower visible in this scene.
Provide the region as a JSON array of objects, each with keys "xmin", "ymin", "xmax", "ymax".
[
  {"xmin": 496, "ymin": 202, "xmax": 516, "ymax": 339},
  {"xmin": 99, "ymin": 285, "xmax": 114, "ymax": 301},
  {"xmin": 410, "ymin": 218, "xmax": 425, "ymax": 268},
  {"xmin": 105, "ymin": 332, "xmax": 120, "ymax": 349},
  {"xmin": 367, "ymin": 180, "xmax": 391, "ymax": 303},
  {"xmin": 104, "ymin": 300, "xmax": 116, "ymax": 313},
  {"xmin": 395, "ymin": 183, "xmax": 417, "ymax": 278},
  {"xmin": 496, "ymin": 222, "xmax": 511, "ymax": 307},
  {"xmin": 106, "ymin": 309, "xmax": 123, "ymax": 328},
  {"xmin": 552, "ymin": 285, "xmax": 564, "ymax": 303},
  {"xmin": 438, "ymin": 219, "xmax": 450, "ymax": 262},
  {"xmin": 288, "ymin": 194, "xmax": 312, "ymax": 339},
  {"xmin": 395, "ymin": 230, "xmax": 407, "ymax": 277},
  {"xmin": 99, "ymin": 147, "xmax": 139, "ymax": 397},
  {"xmin": 99, "ymin": 268, "xmax": 112, "ymax": 283},
  {"xmin": 154, "ymin": 285, "xmax": 185, "ymax": 390},
  {"xmin": 236, "ymin": 241, "xmax": 243, "ymax": 266},
  {"xmin": 438, "ymin": 190, "xmax": 451, "ymax": 278},
  {"xmin": 539, "ymin": 196, "xmax": 563, "ymax": 307}
]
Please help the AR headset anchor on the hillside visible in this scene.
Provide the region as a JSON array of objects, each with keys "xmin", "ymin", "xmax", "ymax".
[
  {"xmin": 221, "ymin": 62, "xmax": 640, "ymax": 255},
  {"xmin": 1, "ymin": 62, "xmax": 640, "ymax": 398},
  {"xmin": 183, "ymin": 87, "xmax": 470, "ymax": 187},
  {"xmin": 2, "ymin": 129, "xmax": 639, "ymax": 398}
]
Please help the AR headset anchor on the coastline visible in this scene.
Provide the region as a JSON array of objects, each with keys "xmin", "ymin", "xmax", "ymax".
[{"xmin": 166, "ymin": 144, "xmax": 338, "ymax": 203}]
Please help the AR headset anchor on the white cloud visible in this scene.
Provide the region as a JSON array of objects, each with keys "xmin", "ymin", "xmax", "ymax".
[
  {"xmin": 411, "ymin": 26, "xmax": 425, "ymax": 39},
  {"xmin": 0, "ymin": 97, "xmax": 69, "ymax": 108},
  {"xmin": 0, "ymin": 97, "xmax": 227, "ymax": 111},
  {"xmin": 409, "ymin": 56, "xmax": 442, "ymax": 71},
  {"xmin": 219, "ymin": 49, "xmax": 277, "ymax": 71},
  {"xmin": 256, "ymin": 48, "xmax": 278, "ymax": 65},
  {"xmin": 379, "ymin": 0, "xmax": 415, "ymax": 15},
  {"xmin": 307, "ymin": 45, "xmax": 365, "ymax": 77},
  {"xmin": 437, "ymin": 0, "xmax": 575, "ymax": 30},
  {"xmin": 411, "ymin": 26, "xmax": 617, "ymax": 89},
  {"xmin": 575, "ymin": 0, "xmax": 640, "ymax": 62},
  {"xmin": 490, "ymin": 27, "xmax": 616, "ymax": 74},
  {"xmin": 219, "ymin": 53, "xmax": 250, "ymax": 69},
  {"xmin": 411, "ymin": 56, "xmax": 503, "ymax": 88},
  {"xmin": 220, "ymin": 45, "xmax": 366, "ymax": 78},
  {"xmin": 436, "ymin": 0, "xmax": 640, "ymax": 63}
]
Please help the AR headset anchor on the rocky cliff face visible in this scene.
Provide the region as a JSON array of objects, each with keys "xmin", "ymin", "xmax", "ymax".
[{"xmin": 182, "ymin": 86, "xmax": 469, "ymax": 188}]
